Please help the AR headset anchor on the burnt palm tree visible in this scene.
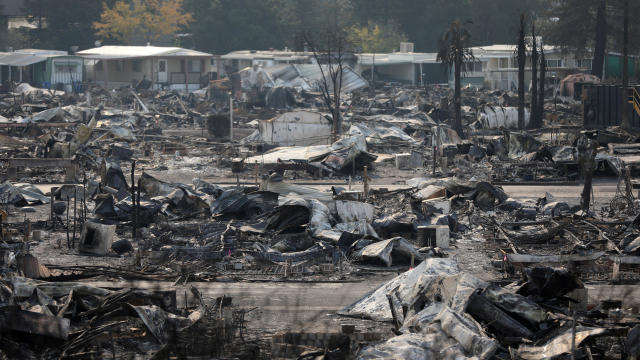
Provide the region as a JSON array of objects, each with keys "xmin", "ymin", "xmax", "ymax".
[
  {"xmin": 530, "ymin": 22, "xmax": 539, "ymax": 128},
  {"xmin": 437, "ymin": 19, "xmax": 474, "ymax": 138}
]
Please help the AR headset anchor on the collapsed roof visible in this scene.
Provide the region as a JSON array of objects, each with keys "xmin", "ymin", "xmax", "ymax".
[{"xmin": 241, "ymin": 63, "xmax": 368, "ymax": 93}]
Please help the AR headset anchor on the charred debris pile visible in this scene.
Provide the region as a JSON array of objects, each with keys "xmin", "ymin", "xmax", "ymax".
[{"xmin": 0, "ymin": 77, "xmax": 639, "ymax": 359}]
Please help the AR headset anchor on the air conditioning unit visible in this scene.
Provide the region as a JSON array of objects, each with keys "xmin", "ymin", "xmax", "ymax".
[{"xmin": 400, "ymin": 42, "xmax": 414, "ymax": 53}]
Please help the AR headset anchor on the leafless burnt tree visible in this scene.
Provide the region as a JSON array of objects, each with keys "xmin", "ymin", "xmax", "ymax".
[
  {"xmin": 303, "ymin": 29, "xmax": 352, "ymax": 142},
  {"xmin": 538, "ymin": 41, "xmax": 546, "ymax": 125}
]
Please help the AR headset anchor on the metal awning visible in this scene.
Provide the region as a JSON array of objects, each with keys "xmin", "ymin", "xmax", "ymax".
[
  {"xmin": 0, "ymin": 53, "xmax": 48, "ymax": 66},
  {"xmin": 79, "ymin": 54, "xmax": 211, "ymax": 60},
  {"xmin": 77, "ymin": 54, "xmax": 142, "ymax": 60},
  {"xmin": 77, "ymin": 46, "xmax": 213, "ymax": 60}
]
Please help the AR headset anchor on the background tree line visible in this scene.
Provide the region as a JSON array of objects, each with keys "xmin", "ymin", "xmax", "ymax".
[{"xmin": 0, "ymin": 0, "xmax": 638, "ymax": 58}]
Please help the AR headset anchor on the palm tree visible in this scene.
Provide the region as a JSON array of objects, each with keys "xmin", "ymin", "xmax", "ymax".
[{"xmin": 437, "ymin": 20, "xmax": 474, "ymax": 138}]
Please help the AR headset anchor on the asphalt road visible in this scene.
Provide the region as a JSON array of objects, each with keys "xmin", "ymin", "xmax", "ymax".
[
  {"xmin": 501, "ymin": 184, "xmax": 617, "ymax": 207},
  {"xmin": 37, "ymin": 177, "xmax": 620, "ymax": 206},
  {"xmin": 82, "ymin": 278, "xmax": 640, "ymax": 334},
  {"xmin": 86, "ymin": 278, "xmax": 393, "ymax": 332},
  {"xmin": 304, "ymin": 178, "xmax": 620, "ymax": 206}
]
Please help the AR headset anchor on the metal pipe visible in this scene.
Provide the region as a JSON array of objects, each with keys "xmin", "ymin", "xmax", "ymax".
[
  {"xmin": 66, "ymin": 197, "xmax": 70, "ymax": 248},
  {"xmin": 131, "ymin": 161, "xmax": 137, "ymax": 240},
  {"xmin": 82, "ymin": 176, "xmax": 86, "ymax": 223},
  {"xmin": 363, "ymin": 166, "xmax": 369, "ymax": 198},
  {"xmin": 137, "ymin": 178, "xmax": 141, "ymax": 233},
  {"xmin": 50, "ymin": 189, "xmax": 54, "ymax": 227},
  {"xmin": 571, "ymin": 309, "xmax": 577, "ymax": 360},
  {"xmin": 72, "ymin": 187, "xmax": 77, "ymax": 248}
]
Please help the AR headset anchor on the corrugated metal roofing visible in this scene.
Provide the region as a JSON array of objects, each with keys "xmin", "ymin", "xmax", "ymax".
[
  {"xmin": 264, "ymin": 64, "xmax": 299, "ymax": 81},
  {"xmin": 77, "ymin": 46, "xmax": 212, "ymax": 59},
  {"xmin": 294, "ymin": 64, "xmax": 368, "ymax": 93},
  {"xmin": 221, "ymin": 50, "xmax": 312, "ymax": 60},
  {"xmin": 258, "ymin": 63, "xmax": 368, "ymax": 93}
]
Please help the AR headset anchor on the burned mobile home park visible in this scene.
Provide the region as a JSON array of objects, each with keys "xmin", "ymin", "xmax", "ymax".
[{"xmin": 2, "ymin": 0, "xmax": 640, "ymax": 359}]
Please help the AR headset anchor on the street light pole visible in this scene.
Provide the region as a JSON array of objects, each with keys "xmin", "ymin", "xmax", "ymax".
[{"xmin": 229, "ymin": 92, "xmax": 234, "ymax": 142}]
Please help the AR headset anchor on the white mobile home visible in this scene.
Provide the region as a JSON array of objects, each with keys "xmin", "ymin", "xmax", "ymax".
[{"xmin": 78, "ymin": 46, "xmax": 218, "ymax": 91}]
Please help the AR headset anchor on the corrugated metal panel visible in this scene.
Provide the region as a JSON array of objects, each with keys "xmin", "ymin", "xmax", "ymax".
[
  {"xmin": 259, "ymin": 111, "xmax": 332, "ymax": 146},
  {"xmin": 584, "ymin": 84, "xmax": 640, "ymax": 128},
  {"xmin": 294, "ymin": 64, "xmax": 368, "ymax": 92},
  {"xmin": 265, "ymin": 64, "xmax": 299, "ymax": 81},
  {"xmin": 50, "ymin": 58, "xmax": 83, "ymax": 85}
]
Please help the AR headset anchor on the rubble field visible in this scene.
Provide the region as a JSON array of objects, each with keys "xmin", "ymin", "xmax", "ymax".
[{"xmin": 1, "ymin": 79, "xmax": 640, "ymax": 359}]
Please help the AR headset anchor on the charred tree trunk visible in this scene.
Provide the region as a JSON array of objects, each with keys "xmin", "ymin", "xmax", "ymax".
[
  {"xmin": 621, "ymin": 0, "xmax": 631, "ymax": 129},
  {"xmin": 454, "ymin": 56, "xmax": 463, "ymax": 137},
  {"xmin": 370, "ymin": 53, "xmax": 375, "ymax": 97},
  {"xmin": 530, "ymin": 23, "xmax": 539, "ymax": 128},
  {"xmin": 592, "ymin": 0, "xmax": 607, "ymax": 79},
  {"xmin": 538, "ymin": 44, "xmax": 546, "ymax": 125},
  {"xmin": 517, "ymin": 14, "xmax": 526, "ymax": 130},
  {"xmin": 578, "ymin": 136, "xmax": 597, "ymax": 212}
]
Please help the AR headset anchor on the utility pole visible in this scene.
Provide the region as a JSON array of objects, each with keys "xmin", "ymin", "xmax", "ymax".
[
  {"xmin": 229, "ymin": 92, "xmax": 234, "ymax": 142},
  {"xmin": 370, "ymin": 53, "xmax": 375, "ymax": 97}
]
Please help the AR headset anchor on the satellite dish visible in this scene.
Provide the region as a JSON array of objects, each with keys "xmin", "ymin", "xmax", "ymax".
[
  {"xmin": 70, "ymin": 45, "xmax": 79, "ymax": 54},
  {"xmin": 94, "ymin": 40, "xmax": 102, "ymax": 47}
]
